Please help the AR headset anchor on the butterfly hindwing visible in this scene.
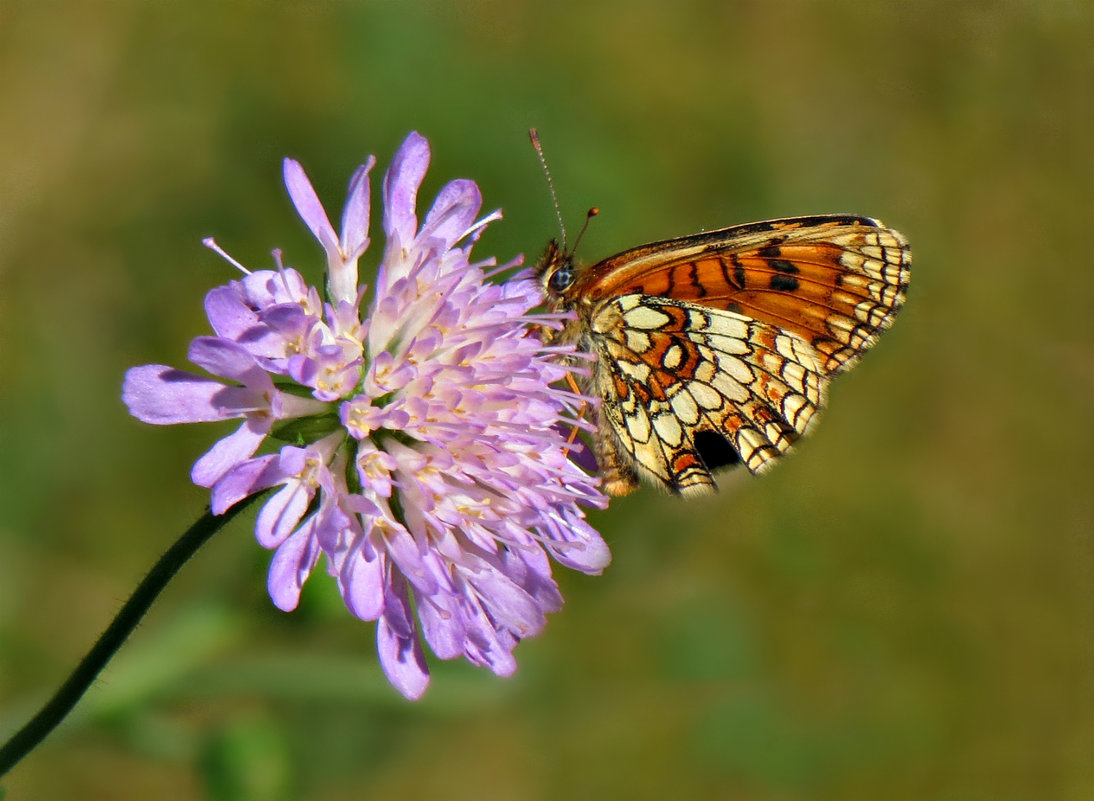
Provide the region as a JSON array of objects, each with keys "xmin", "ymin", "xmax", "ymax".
[{"xmin": 589, "ymin": 294, "xmax": 829, "ymax": 496}]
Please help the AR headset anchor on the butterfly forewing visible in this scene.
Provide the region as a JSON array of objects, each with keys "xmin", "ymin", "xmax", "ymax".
[
  {"xmin": 541, "ymin": 214, "xmax": 910, "ymax": 496},
  {"xmin": 573, "ymin": 215, "xmax": 909, "ymax": 375}
]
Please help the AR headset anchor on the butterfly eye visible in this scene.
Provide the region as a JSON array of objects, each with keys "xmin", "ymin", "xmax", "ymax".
[{"xmin": 548, "ymin": 265, "xmax": 574, "ymax": 293}]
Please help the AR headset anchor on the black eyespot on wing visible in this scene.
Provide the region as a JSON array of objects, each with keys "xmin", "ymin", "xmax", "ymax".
[{"xmin": 693, "ymin": 430, "xmax": 740, "ymax": 471}]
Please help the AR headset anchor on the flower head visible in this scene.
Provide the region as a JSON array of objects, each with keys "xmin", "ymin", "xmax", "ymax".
[{"xmin": 124, "ymin": 132, "xmax": 609, "ymax": 698}]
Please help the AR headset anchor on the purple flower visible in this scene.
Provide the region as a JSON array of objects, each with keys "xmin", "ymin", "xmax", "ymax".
[{"xmin": 124, "ymin": 132, "xmax": 609, "ymax": 699}]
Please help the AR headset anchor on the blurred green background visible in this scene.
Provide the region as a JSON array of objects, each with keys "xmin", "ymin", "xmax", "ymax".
[{"xmin": 1, "ymin": 1, "xmax": 1091, "ymax": 799}]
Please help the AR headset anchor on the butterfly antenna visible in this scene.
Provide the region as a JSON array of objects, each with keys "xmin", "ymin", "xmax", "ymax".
[
  {"xmin": 529, "ymin": 128, "xmax": 568, "ymax": 249},
  {"xmin": 571, "ymin": 206, "xmax": 599, "ymax": 255}
]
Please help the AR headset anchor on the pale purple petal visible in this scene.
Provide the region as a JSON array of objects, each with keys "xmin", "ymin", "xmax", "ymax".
[
  {"xmin": 284, "ymin": 158, "xmax": 339, "ymax": 256},
  {"xmin": 313, "ymin": 497, "xmax": 354, "ymax": 555},
  {"xmin": 340, "ymin": 548, "xmax": 385, "ymax": 620},
  {"xmin": 340, "ymin": 158, "xmax": 375, "ymax": 259},
  {"xmin": 210, "ymin": 454, "xmax": 283, "ymax": 514},
  {"xmin": 382, "ymin": 132, "xmax": 430, "ymax": 247},
  {"xmin": 468, "ymin": 567, "xmax": 547, "ymax": 637},
  {"xmin": 240, "ymin": 268, "xmax": 312, "ymax": 309},
  {"xmin": 382, "ymin": 526, "xmax": 437, "ymax": 596},
  {"xmin": 545, "ymin": 514, "xmax": 612, "ymax": 573},
  {"xmin": 255, "ymin": 480, "xmax": 313, "ymax": 549},
  {"xmin": 377, "ymin": 577, "xmax": 430, "ymax": 700},
  {"xmin": 191, "ymin": 418, "xmax": 270, "ymax": 487},
  {"xmin": 461, "ymin": 609, "xmax": 518, "ymax": 676},
  {"xmin": 204, "ymin": 286, "xmax": 260, "ymax": 341},
  {"xmin": 188, "ymin": 337, "xmax": 273, "ymax": 389},
  {"xmin": 123, "ymin": 365, "xmax": 231, "ymax": 424},
  {"xmin": 416, "ymin": 591, "xmax": 464, "ymax": 660},
  {"xmin": 418, "ymin": 179, "xmax": 481, "ymax": 249},
  {"xmin": 377, "ymin": 619, "xmax": 430, "ymax": 700},
  {"xmin": 267, "ymin": 521, "xmax": 322, "ymax": 611}
]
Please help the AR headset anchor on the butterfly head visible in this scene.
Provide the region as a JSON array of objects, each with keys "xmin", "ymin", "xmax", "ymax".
[
  {"xmin": 536, "ymin": 207, "xmax": 598, "ymax": 310},
  {"xmin": 536, "ymin": 239, "xmax": 580, "ymax": 310}
]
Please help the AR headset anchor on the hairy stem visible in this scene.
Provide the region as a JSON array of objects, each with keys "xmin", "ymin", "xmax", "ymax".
[{"xmin": 0, "ymin": 493, "xmax": 266, "ymax": 776}]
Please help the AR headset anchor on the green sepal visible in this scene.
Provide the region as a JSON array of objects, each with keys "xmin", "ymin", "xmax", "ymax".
[{"xmin": 269, "ymin": 413, "xmax": 343, "ymax": 446}]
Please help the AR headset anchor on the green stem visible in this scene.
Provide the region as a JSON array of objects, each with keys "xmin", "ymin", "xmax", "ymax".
[{"xmin": 0, "ymin": 492, "xmax": 267, "ymax": 777}]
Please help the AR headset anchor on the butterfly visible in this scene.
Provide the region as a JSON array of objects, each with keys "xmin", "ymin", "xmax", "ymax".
[{"xmin": 536, "ymin": 214, "xmax": 910, "ymax": 497}]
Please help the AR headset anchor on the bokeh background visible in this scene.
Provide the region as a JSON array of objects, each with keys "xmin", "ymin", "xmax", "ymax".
[{"xmin": 1, "ymin": 1, "xmax": 1091, "ymax": 799}]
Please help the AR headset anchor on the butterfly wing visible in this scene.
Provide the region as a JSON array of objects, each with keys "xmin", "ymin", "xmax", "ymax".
[
  {"xmin": 588, "ymin": 293, "xmax": 828, "ymax": 496},
  {"xmin": 573, "ymin": 215, "xmax": 910, "ymax": 376}
]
